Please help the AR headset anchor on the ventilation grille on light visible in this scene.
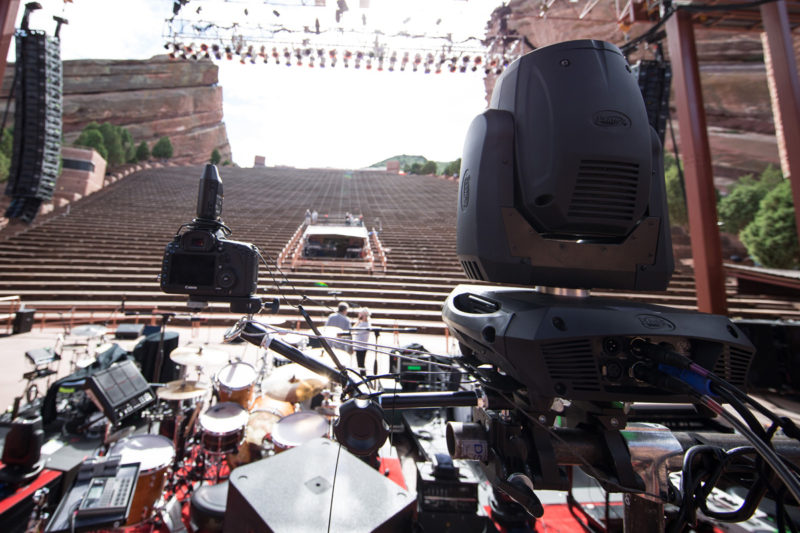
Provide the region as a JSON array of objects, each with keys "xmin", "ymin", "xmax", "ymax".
[
  {"xmin": 568, "ymin": 160, "xmax": 640, "ymax": 222},
  {"xmin": 713, "ymin": 345, "xmax": 753, "ymax": 388},
  {"xmin": 541, "ymin": 339, "xmax": 600, "ymax": 392},
  {"xmin": 461, "ymin": 260, "xmax": 485, "ymax": 281}
]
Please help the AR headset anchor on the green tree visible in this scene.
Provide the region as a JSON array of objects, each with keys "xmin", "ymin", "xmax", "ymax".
[
  {"xmin": 152, "ymin": 136, "xmax": 174, "ymax": 159},
  {"xmin": 0, "ymin": 128, "xmax": 12, "ymax": 183},
  {"xmin": 0, "ymin": 127, "xmax": 12, "ymax": 159},
  {"xmin": 135, "ymin": 141, "xmax": 150, "ymax": 162},
  {"xmin": 75, "ymin": 129, "xmax": 108, "ymax": 160},
  {"xmin": 406, "ymin": 162, "xmax": 422, "ymax": 175},
  {"xmin": 98, "ymin": 123, "xmax": 124, "ymax": 166},
  {"xmin": 0, "ymin": 152, "xmax": 9, "ymax": 183},
  {"xmin": 664, "ymin": 154, "xmax": 688, "ymax": 227},
  {"xmin": 740, "ymin": 179, "xmax": 799, "ymax": 268},
  {"xmin": 420, "ymin": 160, "xmax": 437, "ymax": 175},
  {"xmin": 210, "ymin": 148, "xmax": 221, "ymax": 165},
  {"xmin": 444, "ymin": 158, "xmax": 461, "ymax": 177},
  {"xmin": 717, "ymin": 165, "xmax": 783, "ymax": 234},
  {"xmin": 119, "ymin": 128, "xmax": 135, "ymax": 163}
]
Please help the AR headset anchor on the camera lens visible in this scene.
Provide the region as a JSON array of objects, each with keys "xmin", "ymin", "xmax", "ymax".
[{"xmin": 218, "ymin": 269, "xmax": 237, "ymax": 288}]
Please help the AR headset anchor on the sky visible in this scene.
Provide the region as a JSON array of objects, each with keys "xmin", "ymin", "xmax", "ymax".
[{"xmin": 7, "ymin": 0, "xmax": 498, "ymax": 169}]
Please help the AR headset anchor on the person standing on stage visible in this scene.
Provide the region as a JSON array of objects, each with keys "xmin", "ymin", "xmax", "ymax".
[
  {"xmin": 325, "ymin": 302, "xmax": 352, "ymax": 352},
  {"xmin": 353, "ymin": 307, "xmax": 371, "ymax": 374}
]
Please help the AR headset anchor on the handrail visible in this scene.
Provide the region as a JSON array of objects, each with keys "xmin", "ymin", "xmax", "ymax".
[
  {"xmin": 0, "ymin": 295, "xmax": 21, "ymax": 334},
  {"xmin": 371, "ymin": 231, "xmax": 388, "ymax": 273},
  {"xmin": 277, "ymin": 224, "xmax": 305, "ymax": 268}
]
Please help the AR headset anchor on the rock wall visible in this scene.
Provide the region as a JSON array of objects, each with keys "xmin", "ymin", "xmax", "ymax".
[
  {"xmin": 485, "ymin": 1, "xmax": 796, "ymax": 177},
  {"xmin": 0, "ymin": 55, "xmax": 232, "ymax": 166}
]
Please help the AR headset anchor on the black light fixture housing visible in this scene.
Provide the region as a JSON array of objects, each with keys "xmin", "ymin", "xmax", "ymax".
[{"xmin": 456, "ymin": 40, "xmax": 673, "ymax": 291}]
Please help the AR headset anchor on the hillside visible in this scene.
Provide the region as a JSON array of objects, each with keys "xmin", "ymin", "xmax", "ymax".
[{"xmin": 370, "ymin": 154, "xmax": 451, "ymax": 174}]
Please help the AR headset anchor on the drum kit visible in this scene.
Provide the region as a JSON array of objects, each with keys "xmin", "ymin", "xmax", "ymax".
[{"xmin": 110, "ymin": 340, "xmax": 339, "ymax": 527}]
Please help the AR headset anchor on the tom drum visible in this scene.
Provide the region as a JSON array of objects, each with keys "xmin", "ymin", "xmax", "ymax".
[
  {"xmin": 198, "ymin": 402, "xmax": 249, "ymax": 455},
  {"xmin": 216, "ymin": 362, "xmax": 257, "ymax": 409}
]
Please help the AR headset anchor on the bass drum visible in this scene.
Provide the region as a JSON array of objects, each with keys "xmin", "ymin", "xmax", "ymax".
[{"xmin": 108, "ymin": 434, "xmax": 175, "ymax": 525}]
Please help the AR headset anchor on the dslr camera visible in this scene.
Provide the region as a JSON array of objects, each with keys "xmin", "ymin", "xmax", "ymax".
[{"xmin": 160, "ymin": 165, "xmax": 260, "ymax": 311}]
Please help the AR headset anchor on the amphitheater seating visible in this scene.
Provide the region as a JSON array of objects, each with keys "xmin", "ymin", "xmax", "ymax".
[{"xmin": 0, "ymin": 165, "xmax": 798, "ymax": 334}]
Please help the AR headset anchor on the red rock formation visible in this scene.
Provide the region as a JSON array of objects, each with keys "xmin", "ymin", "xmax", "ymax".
[{"xmin": 0, "ymin": 55, "xmax": 232, "ymax": 166}]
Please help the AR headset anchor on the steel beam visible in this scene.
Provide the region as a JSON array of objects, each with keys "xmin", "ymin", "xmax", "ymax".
[
  {"xmin": 760, "ymin": 0, "xmax": 800, "ymax": 244},
  {"xmin": 666, "ymin": 10, "xmax": 728, "ymax": 314}
]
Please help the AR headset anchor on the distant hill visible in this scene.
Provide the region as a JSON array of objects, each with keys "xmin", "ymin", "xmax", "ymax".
[{"xmin": 370, "ymin": 154, "xmax": 450, "ymax": 174}]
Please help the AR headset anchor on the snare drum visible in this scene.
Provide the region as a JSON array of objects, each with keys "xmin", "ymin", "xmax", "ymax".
[
  {"xmin": 216, "ymin": 362, "xmax": 257, "ymax": 409},
  {"xmin": 108, "ymin": 434, "xmax": 175, "ymax": 525},
  {"xmin": 226, "ymin": 396, "xmax": 295, "ymax": 468},
  {"xmin": 271, "ymin": 411, "xmax": 329, "ymax": 453},
  {"xmin": 199, "ymin": 402, "xmax": 249, "ymax": 455}
]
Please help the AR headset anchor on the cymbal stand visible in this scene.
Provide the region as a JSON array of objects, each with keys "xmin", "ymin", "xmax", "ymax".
[{"xmin": 255, "ymin": 347, "xmax": 274, "ymax": 389}]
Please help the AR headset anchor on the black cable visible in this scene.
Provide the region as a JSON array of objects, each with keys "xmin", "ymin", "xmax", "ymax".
[
  {"xmin": 634, "ymin": 339, "xmax": 799, "ymax": 442},
  {"xmin": 256, "ymin": 247, "xmax": 337, "ymax": 314},
  {"xmin": 670, "ymin": 444, "xmax": 769, "ymax": 532},
  {"xmin": 693, "ymin": 393, "xmax": 800, "ymax": 504},
  {"xmin": 670, "ymin": 444, "xmax": 724, "ymax": 532},
  {"xmin": 620, "ymin": 9, "xmax": 674, "ymax": 55},
  {"xmin": 255, "ymin": 248, "xmax": 296, "ymax": 310},
  {"xmin": 711, "ymin": 384, "xmax": 769, "ymax": 442}
]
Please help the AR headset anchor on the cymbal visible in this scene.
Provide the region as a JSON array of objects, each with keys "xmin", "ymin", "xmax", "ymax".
[
  {"xmin": 71, "ymin": 324, "xmax": 108, "ymax": 337},
  {"xmin": 157, "ymin": 380, "xmax": 208, "ymax": 400},
  {"xmin": 170, "ymin": 345, "xmax": 229, "ymax": 367},
  {"xmin": 262, "ymin": 364, "xmax": 327, "ymax": 403}
]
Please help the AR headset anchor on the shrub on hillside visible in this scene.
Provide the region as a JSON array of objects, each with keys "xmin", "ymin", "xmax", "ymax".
[
  {"xmin": 135, "ymin": 141, "xmax": 150, "ymax": 162},
  {"xmin": 420, "ymin": 160, "xmax": 437, "ymax": 175},
  {"xmin": 75, "ymin": 122, "xmax": 137, "ymax": 167},
  {"xmin": 75, "ymin": 128, "xmax": 108, "ymax": 160},
  {"xmin": 0, "ymin": 127, "xmax": 12, "ymax": 183},
  {"xmin": 444, "ymin": 158, "xmax": 461, "ymax": 177},
  {"xmin": 717, "ymin": 165, "xmax": 783, "ymax": 234},
  {"xmin": 152, "ymin": 136, "xmax": 174, "ymax": 159},
  {"xmin": 740, "ymin": 179, "xmax": 799, "ymax": 269},
  {"xmin": 664, "ymin": 154, "xmax": 688, "ymax": 227}
]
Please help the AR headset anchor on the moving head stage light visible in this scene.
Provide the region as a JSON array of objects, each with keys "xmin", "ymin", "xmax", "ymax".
[
  {"xmin": 456, "ymin": 39, "xmax": 672, "ymax": 291},
  {"xmin": 444, "ymin": 40, "xmax": 755, "ymax": 421}
]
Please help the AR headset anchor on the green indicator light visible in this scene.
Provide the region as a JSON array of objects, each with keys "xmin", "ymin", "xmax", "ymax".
[{"xmin": 408, "ymin": 365, "xmax": 422, "ymax": 371}]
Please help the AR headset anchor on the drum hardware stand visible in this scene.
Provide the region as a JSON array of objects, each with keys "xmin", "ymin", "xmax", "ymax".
[
  {"xmin": 351, "ymin": 326, "xmax": 417, "ymax": 375},
  {"xmin": 152, "ymin": 312, "xmax": 176, "ymax": 384},
  {"xmin": 254, "ymin": 346, "xmax": 274, "ymax": 391}
]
